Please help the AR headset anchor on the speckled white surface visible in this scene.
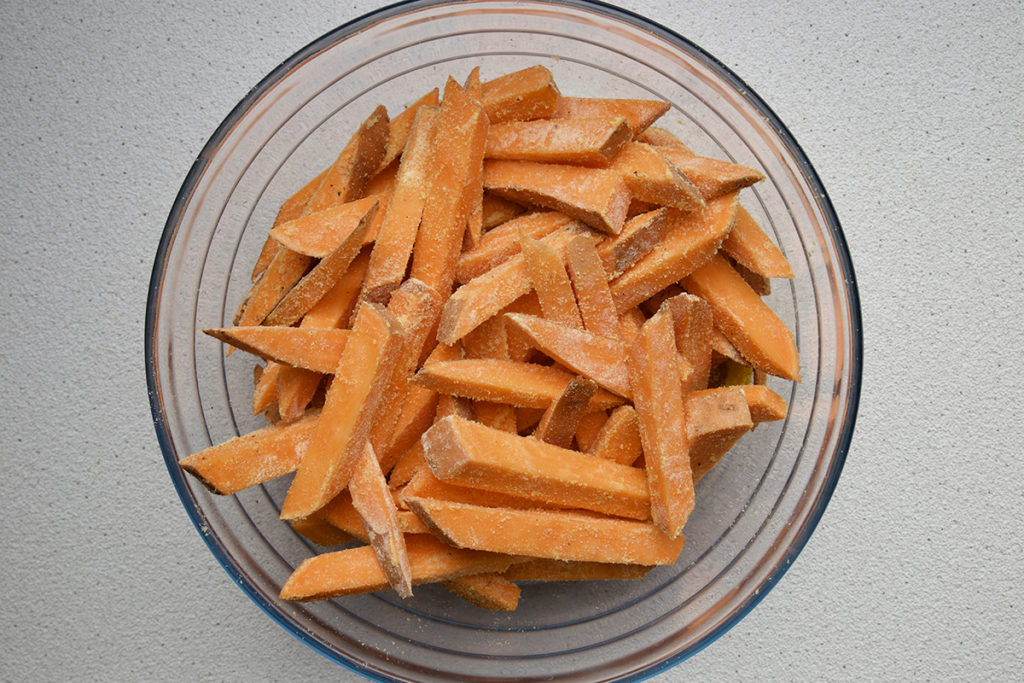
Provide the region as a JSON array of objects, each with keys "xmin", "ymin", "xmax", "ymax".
[{"xmin": 1, "ymin": 0, "xmax": 1022, "ymax": 680}]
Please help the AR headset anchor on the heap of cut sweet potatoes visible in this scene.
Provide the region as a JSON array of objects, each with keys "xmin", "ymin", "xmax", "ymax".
[{"xmin": 180, "ymin": 65, "xmax": 799, "ymax": 611}]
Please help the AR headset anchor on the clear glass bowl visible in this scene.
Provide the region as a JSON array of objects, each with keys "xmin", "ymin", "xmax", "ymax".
[{"xmin": 146, "ymin": 1, "xmax": 861, "ymax": 680}]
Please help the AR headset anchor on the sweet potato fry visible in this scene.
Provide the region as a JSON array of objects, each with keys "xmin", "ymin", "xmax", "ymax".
[
  {"xmin": 409, "ymin": 78, "xmax": 488, "ymax": 297},
  {"xmin": 610, "ymin": 191, "xmax": 739, "ymax": 311},
  {"xmin": 437, "ymin": 227, "xmax": 579, "ymax": 344},
  {"xmin": 629, "ymin": 307, "xmax": 693, "ymax": 538},
  {"xmin": 481, "ymin": 192, "xmax": 525, "ymax": 229},
  {"xmin": 657, "ymin": 146, "xmax": 765, "ymax": 201},
  {"xmin": 564, "ymin": 234, "xmax": 621, "ymax": 340},
  {"xmin": 252, "ymin": 167, "xmax": 330, "ymax": 281},
  {"xmin": 204, "ymin": 327, "xmax": 349, "ymax": 374},
  {"xmin": 388, "ymin": 450, "xmax": 426, "ymax": 496},
  {"xmin": 503, "ymin": 559, "xmax": 652, "ymax": 582},
  {"xmin": 587, "ymin": 405, "xmax": 643, "ymax": 466},
  {"xmin": 503, "ymin": 313, "xmax": 631, "ymax": 398},
  {"xmin": 610, "ymin": 142, "xmax": 704, "ymax": 213},
  {"xmin": 551, "ymin": 96, "xmax": 670, "ymax": 135},
  {"xmin": 414, "ymin": 359, "xmax": 624, "ymax": 411},
  {"xmin": 682, "ymin": 253, "xmax": 800, "ymax": 381},
  {"xmin": 480, "ymin": 65, "xmax": 560, "ymax": 123},
  {"xmin": 400, "ymin": 465, "xmax": 556, "ymax": 511},
  {"xmin": 252, "ymin": 361, "xmax": 280, "ymax": 416},
  {"xmin": 377, "ymin": 88, "xmax": 440, "ymax": 173},
  {"xmin": 483, "ymin": 160, "xmax": 630, "ymax": 235},
  {"xmin": 422, "ymin": 416, "xmax": 649, "ymax": 519},
  {"xmin": 573, "ymin": 410, "xmax": 608, "ymax": 452},
  {"xmin": 617, "ymin": 307, "xmax": 646, "ymax": 345},
  {"xmin": 460, "ymin": 314, "xmax": 509, "ymax": 361},
  {"xmin": 308, "ymin": 105, "xmax": 390, "ymax": 213},
  {"xmin": 519, "ymin": 233, "xmax": 584, "ymax": 330},
  {"xmin": 721, "ymin": 205, "xmax": 794, "ymax": 279},
  {"xmin": 280, "ymin": 303, "xmax": 405, "ymax": 520},
  {"xmin": 464, "ymin": 66, "xmax": 482, "ymax": 102},
  {"xmin": 280, "ymin": 533, "xmax": 516, "ymax": 602},
  {"xmin": 349, "ymin": 443, "xmax": 413, "ymax": 597},
  {"xmin": 443, "ymin": 573, "xmax": 521, "ymax": 611},
  {"xmin": 685, "ymin": 387, "xmax": 753, "ymax": 484},
  {"xmin": 690, "ymin": 384, "xmax": 788, "ymax": 423},
  {"xmin": 637, "ymin": 126, "xmax": 692, "ymax": 152},
  {"xmin": 376, "ymin": 343, "xmax": 462, "ymax": 472},
  {"xmin": 485, "ymin": 116, "xmax": 632, "ymax": 167},
  {"xmin": 662, "ymin": 293, "xmax": 714, "ymax": 392},
  {"xmin": 269, "ymin": 196, "xmax": 382, "ymax": 258},
  {"xmin": 595, "ymin": 208, "xmax": 670, "ymax": 280},
  {"xmin": 276, "ymin": 249, "xmax": 371, "ymax": 421},
  {"xmin": 235, "ymin": 248, "xmax": 314, "ymax": 327},
  {"xmin": 533, "ymin": 376, "xmax": 598, "ymax": 448},
  {"xmin": 472, "ymin": 401, "xmax": 518, "ymax": 433},
  {"xmin": 290, "ymin": 513, "xmax": 353, "ymax": 547},
  {"xmin": 435, "ymin": 393, "xmax": 476, "ymax": 422},
  {"xmin": 263, "ymin": 203, "xmax": 378, "ymax": 327},
  {"xmin": 407, "ymin": 499, "xmax": 684, "ymax": 565},
  {"xmin": 179, "ymin": 411, "xmax": 319, "ymax": 495},
  {"xmin": 456, "ymin": 211, "xmax": 574, "ymax": 283},
  {"xmin": 731, "ymin": 258, "xmax": 772, "ymax": 296}
]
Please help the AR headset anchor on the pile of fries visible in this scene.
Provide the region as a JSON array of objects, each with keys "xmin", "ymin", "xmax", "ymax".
[{"xmin": 180, "ymin": 65, "xmax": 799, "ymax": 610}]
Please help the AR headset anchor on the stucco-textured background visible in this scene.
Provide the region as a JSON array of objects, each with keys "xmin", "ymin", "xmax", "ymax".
[{"xmin": 2, "ymin": 1, "xmax": 1021, "ymax": 680}]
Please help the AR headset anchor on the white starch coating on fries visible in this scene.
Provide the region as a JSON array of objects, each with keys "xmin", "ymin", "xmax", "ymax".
[{"xmin": 179, "ymin": 65, "xmax": 799, "ymax": 611}]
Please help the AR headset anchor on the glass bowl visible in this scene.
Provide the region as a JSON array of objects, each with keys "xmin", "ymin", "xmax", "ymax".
[{"xmin": 146, "ymin": 0, "xmax": 861, "ymax": 680}]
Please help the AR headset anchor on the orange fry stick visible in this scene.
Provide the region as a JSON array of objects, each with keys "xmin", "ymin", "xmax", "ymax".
[
  {"xmin": 617, "ymin": 306, "xmax": 646, "ymax": 345},
  {"xmin": 290, "ymin": 513, "xmax": 353, "ymax": 547},
  {"xmin": 483, "ymin": 160, "xmax": 631, "ymax": 235},
  {"xmin": 637, "ymin": 126, "xmax": 693, "ymax": 152},
  {"xmin": 204, "ymin": 327, "xmax": 350, "ymax": 374},
  {"xmin": 269, "ymin": 195, "xmax": 382, "ymax": 258},
  {"xmin": 280, "ymin": 533, "xmax": 516, "ymax": 602},
  {"xmin": 610, "ymin": 142, "xmax": 704, "ymax": 213},
  {"xmin": 179, "ymin": 411, "xmax": 319, "ymax": 495},
  {"xmin": 280, "ymin": 303, "xmax": 404, "ymax": 520},
  {"xmin": 443, "ymin": 573, "xmax": 521, "ymax": 611},
  {"xmin": 574, "ymin": 410, "xmax": 608, "ymax": 452},
  {"xmin": 657, "ymin": 146, "xmax": 765, "ymax": 201},
  {"xmin": 533, "ymin": 376, "xmax": 597, "ymax": 449},
  {"xmin": 595, "ymin": 208, "xmax": 670, "ymax": 280},
  {"xmin": 685, "ymin": 386, "xmax": 753, "ymax": 484},
  {"xmin": 610, "ymin": 191, "xmax": 739, "ymax": 311},
  {"xmin": 349, "ymin": 443, "xmax": 413, "ymax": 597},
  {"xmin": 456, "ymin": 212, "xmax": 574, "ymax": 283},
  {"xmin": 308, "ymin": 105, "xmax": 390, "ymax": 213},
  {"xmin": 732, "ymin": 258, "xmax": 772, "ymax": 296},
  {"xmin": 503, "ymin": 313, "xmax": 632, "ymax": 398},
  {"xmin": 252, "ymin": 361, "xmax": 280, "ymax": 416},
  {"xmin": 481, "ymin": 192, "xmax": 525, "ymax": 229},
  {"xmin": 663, "ymin": 293, "xmax": 714, "ymax": 392},
  {"xmin": 252, "ymin": 167, "xmax": 330, "ymax": 281},
  {"xmin": 461, "ymin": 314, "xmax": 509, "ymax": 361},
  {"xmin": 472, "ymin": 401, "xmax": 518, "ymax": 433},
  {"xmin": 435, "ymin": 394, "xmax": 476, "ymax": 421},
  {"xmin": 437, "ymin": 227, "xmax": 579, "ymax": 344},
  {"xmin": 263, "ymin": 202, "xmax": 377, "ymax": 327},
  {"xmin": 464, "ymin": 66, "xmax": 482, "ymax": 102},
  {"xmin": 377, "ymin": 88, "xmax": 440, "ymax": 173},
  {"xmin": 376, "ymin": 343, "xmax": 462, "ymax": 473},
  {"xmin": 485, "ymin": 116, "xmax": 632, "ymax": 167},
  {"xmin": 689, "ymin": 384, "xmax": 787, "ymax": 423},
  {"xmin": 588, "ymin": 404, "xmax": 644, "ymax": 466},
  {"xmin": 503, "ymin": 559, "xmax": 652, "ymax": 583},
  {"xmin": 276, "ymin": 249, "xmax": 370, "ymax": 421},
  {"xmin": 564, "ymin": 234, "xmax": 621, "ymax": 339},
  {"xmin": 551, "ymin": 96, "xmax": 670, "ymax": 135},
  {"xmin": 519, "ymin": 233, "xmax": 584, "ymax": 330},
  {"xmin": 410, "ymin": 78, "xmax": 488, "ymax": 297},
  {"xmin": 407, "ymin": 499, "xmax": 684, "ymax": 565},
  {"xmin": 388, "ymin": 441, "xmax": 428, "ymax": 488},
  {"xmin": 236, "ymin": 247, "xmax": 314, "ymax": 327},
  {"xmin": 462, "ymin": 70, "xmax": 487, "ymax": 248},
  {"xmin": 629, "ymin": 307, "xmax": 693, "ymax": 538},
  {"xmin": 682, "ymin": 253, "xmax": 800, "ymax": 381},
  {"xmin": 721, "ymin": 205, "xmax": 794, "ymax": 279},
  {"xmin": 480, "ymin": 65, "xmax": 560, "ymax": 123},
  {"xmin": 400, "ymin": 465, "xmax": 557, "ymax": 511},
  {"xmin": 413, "ymin": 359, "xmax": 624, "ymax": 411},
  {"xmin": 422, "ymin": 416, "xmax": 649, "ymax": 519}
]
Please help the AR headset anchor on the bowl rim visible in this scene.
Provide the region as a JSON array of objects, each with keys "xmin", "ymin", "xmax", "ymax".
[{"xmin": 145, "ymin": 0, "xmax": 862, "ymax": 679}]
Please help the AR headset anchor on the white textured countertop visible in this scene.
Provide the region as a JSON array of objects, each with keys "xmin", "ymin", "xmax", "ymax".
[{"xmin": 2, "ymin": 0, "xmax": 1022, "ymax": 680}]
